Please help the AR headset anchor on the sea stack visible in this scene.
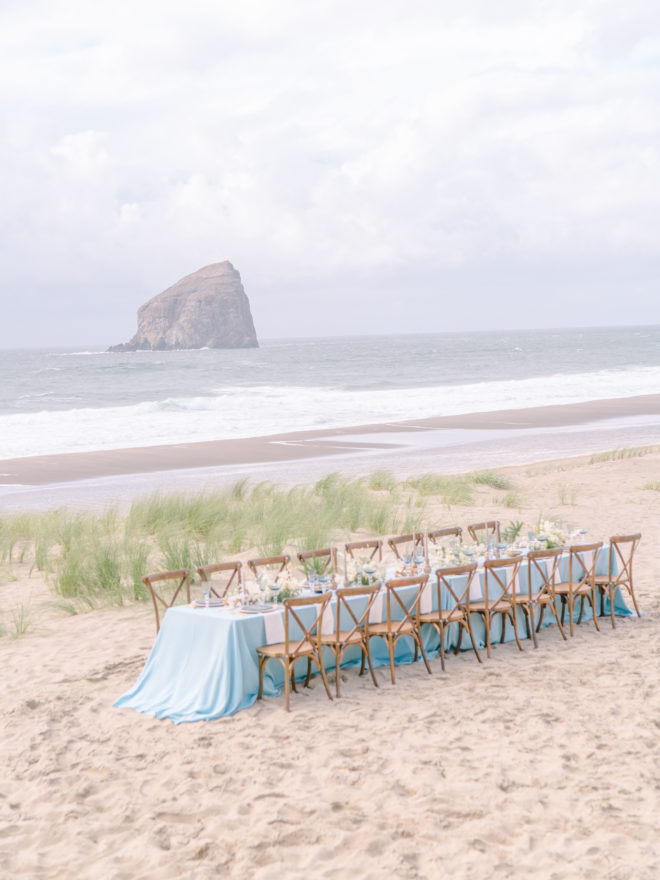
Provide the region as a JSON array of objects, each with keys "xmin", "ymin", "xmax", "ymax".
[{"xmin": 108, "ymin": 261, "xmax": 258, "ymax": 351}]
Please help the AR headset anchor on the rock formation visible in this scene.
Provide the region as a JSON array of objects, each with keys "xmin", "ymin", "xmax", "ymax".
[{"xmin": 109, "ymin": 261, "xmax": 258, "ymax": 351}]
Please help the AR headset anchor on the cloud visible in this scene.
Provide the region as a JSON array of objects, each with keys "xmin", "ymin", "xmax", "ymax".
[{"xmin": 0, "ymin": 1, "xmax": 659, "ymax": 344}]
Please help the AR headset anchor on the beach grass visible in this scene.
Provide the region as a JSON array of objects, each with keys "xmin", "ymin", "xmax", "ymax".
[
  {"xmin": 589, "ymin": 445, "xmax": 656, "ymax": 464},
  {"xmin": 0, "ymin": 469, "xmax": 521, "ymax": 616}
]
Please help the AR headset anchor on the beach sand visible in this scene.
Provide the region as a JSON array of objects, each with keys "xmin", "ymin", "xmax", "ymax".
[{"xmin": 1, "ymin": 447, "xmax": 659, "ymax": 878}]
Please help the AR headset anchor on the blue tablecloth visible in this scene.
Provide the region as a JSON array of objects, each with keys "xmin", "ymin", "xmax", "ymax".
[{"xmin": 115, "ymin": 547, "xmax": 632, "ymax": 723}]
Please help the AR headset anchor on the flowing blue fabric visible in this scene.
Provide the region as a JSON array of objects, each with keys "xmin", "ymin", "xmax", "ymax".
[{"xmin": 114, "ymin": 547, "xmax": 633, "ymax": 723}]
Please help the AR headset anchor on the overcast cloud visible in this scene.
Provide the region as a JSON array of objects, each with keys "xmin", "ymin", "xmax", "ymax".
[{"xmin": 1, "ymin": 0, "xmax": 659, "ymax": 346}]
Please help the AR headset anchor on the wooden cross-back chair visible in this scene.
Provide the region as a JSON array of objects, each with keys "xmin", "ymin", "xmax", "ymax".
[
  {"xmin": 297, "ymin": 547, "xmax": 338, "ymax": 578},
  {"xmin": 142, "ymin": 568, "xmax": 191, "ymax": 633},
  {"xmin": 524, "ymin": 547, "xmax": 566, "ymax": 646},
  {"xmin": 366, "ymin": 575, "xmax": 432, "ymax": 684},
  {"xmin": 247, "ymin": 554, "xmax": 291, "ymax": 582},
  {"xmin": 419, "ymin": 563, "xmax": 482, "ymax": 670},
  {"xmin": 467, "ymin": 520, "xmax": 501, "ymax": 543},
  {"xmin": 344, "ymin": 539, "xmax": 382, "ymax": 562},
  {"xmin": 554, "ymin": 542, "xmax": 604, "ymax": 636},
  {"xmin": 196, "ymin": 560, "xmax": 242, "ymax": 599},
  {"xmin": 320, "ymin": 584, "xmax": 381, "ymax": 696},
  {"xmin": 428, "ymin": 526, "xmax": 463, "ymax": 544},
  {"xmin": 593, "ymin": 534, "xmax": 642, "ymax": 627},
  {"xmin": 387, "ymin": 533, "xmax": 424, "ymax": 561},
  {"xmin": 256, "ymin": 593, "xmax": 333, "ymax": 711},
  {"xmin": 468, "ymin": 557, "xmax": 522, "ymax": 658}
]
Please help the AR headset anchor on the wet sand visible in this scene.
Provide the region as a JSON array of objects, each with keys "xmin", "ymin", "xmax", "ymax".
[{"xmin": 2, "ymin": 393, "xmax": 659, "ymax": 488}]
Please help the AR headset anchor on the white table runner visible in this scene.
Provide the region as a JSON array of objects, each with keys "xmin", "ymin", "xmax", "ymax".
[{"xmin": 263, "ymin": 603, "xmax": 334, "ymax": 645}]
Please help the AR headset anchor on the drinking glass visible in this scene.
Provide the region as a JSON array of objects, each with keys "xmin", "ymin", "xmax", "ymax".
[{"xmin": 203, "ymin": 585, "xmax": 211, "ymax": 608}]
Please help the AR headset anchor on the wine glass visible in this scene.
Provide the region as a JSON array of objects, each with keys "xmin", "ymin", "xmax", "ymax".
[{"xmin": 203, "ymin": 585, "xmax": 211, "ymax": 609}]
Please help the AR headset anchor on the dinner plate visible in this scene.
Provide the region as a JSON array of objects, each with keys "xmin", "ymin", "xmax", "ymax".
[
  {"xmin": 240, "ymin": 603, "xmax": 276, "ymax": 614},
  {"xmin": 192, "ymin": 598, "xmax": 225, "ymax": 608}
]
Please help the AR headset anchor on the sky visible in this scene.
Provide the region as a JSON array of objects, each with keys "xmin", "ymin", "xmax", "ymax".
[{"xmin": 1, "ymin": 0, "xmax": 659, "ymax": 347}]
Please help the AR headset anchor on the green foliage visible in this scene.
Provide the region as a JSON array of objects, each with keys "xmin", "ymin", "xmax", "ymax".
[
  {"xmin": 502, "ymin": 520, "xmax": 523, "ymax": 542},
  {"xmin": 368, "ymin": 470, "xmax": 397, "ymax": 492},
  {"xmin": 501, "ymin": 491, "xmax": 522, "ymax": 508},
  {"xmin": 406, "ymin": 474, "xmax": 474, "ymax": 507},
  {"xmin": 472, "ymin": 471, "xmax": 514, "ymax": 491},
  {"xmin": 589, "ymin": 445, "xmax": 656, "ymax": 464},
  {"xmin": 643, "ymin": 481, "xmax": 660, "ymax": 492}
]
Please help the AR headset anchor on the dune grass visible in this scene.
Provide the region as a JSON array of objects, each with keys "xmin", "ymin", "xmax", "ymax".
[
  {"xmin": 0, "ymin": 469, "xmax": 518, "ymax": 618},
  {"xmin": 589, "ymin": 445, "xmax": 656, "ymax": 464}
]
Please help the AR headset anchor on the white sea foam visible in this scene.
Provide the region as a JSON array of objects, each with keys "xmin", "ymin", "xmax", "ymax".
[{"xmin": 2, "ymin": 365, "xmax": 660, "ymax": 459}]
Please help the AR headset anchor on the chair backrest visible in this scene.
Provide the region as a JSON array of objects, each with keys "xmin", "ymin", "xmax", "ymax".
[
  {"xmin": 196, "ymin": 561, "xmax": 242, "ymax": 598},
  {"xmin": 297, "ymin": 547, "xmax": 338, "ymax": 577},
  {"xmin": 609, "ymin": 533, "xmax": 641, "ymax": 585},
  {"xmin": 527, "ymin": 547, "xmax": 562, "ymax": 601},
  {"xmin": 387, "ymin": 533, "xmax": 424, "ymax": 561},
  {"xmin": 142, "ymin": 568, "xmax": 191, "ymax": 632},
  {"xmin": 335, "ymin": 583, "xmax": 382, "ymax": 643},
  {"xmin": 247, "ymin": 554, "xmax": 291, "ymax": 582},
  {"xmin": 283, "ymin": 593, "xmax": 332, "ymax": 658},
  {"xmin": 567, "ymin": 542, "xmax": 603, "ymax": 584},
  {"xmin": 467, "ymin": 520, "xmax": 501, "ymax": 542},
  {"xmin": 483, "ymin": 557, "xmax": 521, "ymax": 608},
  {"xmin": 428, "ymin": 526, "xmax": 462, "ymax": 544},
  {"xmin": 345, "ymin": 539, "xmax": 382, "ymax": 562},
  {"xmin": 435, "ymin": 563, "xmax": 478, "ymax": 612},
  {"xmin": 383, "ymin": 574, "xmax": 428, "ymax": 636}
]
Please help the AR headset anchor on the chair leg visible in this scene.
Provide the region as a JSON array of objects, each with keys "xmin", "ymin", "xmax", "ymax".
[
  {"xmin": 283, "ymin": 658, "xmax": 291, "ymax": 712},
  {"xmin": 386, "ymin": 637, "xmax": 396, "ymax": 684},
  {"xmin": 416, "ymin": 632, "xmax": 432, "ymax": 675},
  {"xmin": 506, "ymin": 611, "xmax": 523, "ymax": 652},
  {"xmin": 527, "ymin": 606, "xmax": 538, "ymax": 648},
  {"xmin": 316, "ymin": 652, "xmax": 333, "ymax": 702},
  {"xmin": 257, "ymin": 655, "xmax": 266, "ymax": 700},
  {"xmin": 536, "ymin": 604, "xmax": 546, "ymax": 633},
  {"xmin": 568, "ymin": 594, "xmax": 575, "ymax": 637},
  {"xmin": 438, "ymin": 622, "xmax": 446, "ymax": 672},
  {"xmin": 454, "ymin": 621, "xmax": 464, "ymax": 655},
  {"xmin": 500, "ymin": 611, "xmax": 507, "ymax": 644},
  {"xmin": 629, "ymin": 587, "xmax": 642, "ymax": 618},
  {"xmin": 577, "ymin": 596, "xmax": 585, "ymax": 624},
  {"xmin": 485, "ymin": 612, "xmax": 492, "ymax": 659},
  {"xmin": 465, "ymin": 616, "xmax": 482, "ymax": 663},
  {"xmin": 364, "ymin": 638, "xmax": 379, "ymax": 689},
  {"xmin": 588, "ymin": 592, "xmax": 600, "ymax": 632},
  {"xmin": 548, "ymin": 602, "xmax": 567, "ymax": 641},
  {"xmin": 304, "ymin": 656, "xmax": 312, "ymax": 687},
  {"xmin": 359, "ymin": 649, "xmax": 366, "ymax": 676},
  {"xmin": 336, "ymin": 648, "xmax": 342, "ymax": 698}
]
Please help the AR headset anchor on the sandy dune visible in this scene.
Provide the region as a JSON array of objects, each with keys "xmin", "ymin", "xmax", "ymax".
[{"xmin": 1, "ymin": 450, "xmax": 659, "ymax": 879}]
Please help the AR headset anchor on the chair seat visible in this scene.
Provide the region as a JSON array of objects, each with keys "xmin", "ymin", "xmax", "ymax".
[
  {"xmin": 530, "ymin": 592, "xmax": 556, "ymax": 604},
  {"xmin": 419, "ymin": 608, "xmax": 465, "ymax": 624},
  {"xmin": 320, "ymin": 629, "xmax": 365, "ymax": 646},
  {"xmin": 368, "ymin": 620, "xmax": 416, "ymax": 635},
  {"xmin": 555, "ymin": 581, "xmax": 592, "ymax": 595},
  {"xmin": 257, "ymin": 640, "xmax": 316, "ymax": 657},
  {"xmin": 593, "ymin": 574, "xmax": 615, "ymax": 585},
  {"xmin": 468, "ymin": 599, "xmax": 512, "ymax": 612},
  {"xmin": 511, "ymin": 593, "xmax": 533, "ymax": 604}
]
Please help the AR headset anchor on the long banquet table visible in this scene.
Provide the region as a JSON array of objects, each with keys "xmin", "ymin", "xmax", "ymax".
[{"xmin": 115, "ymin": 548, "xmax": 633, "ymax": 723}]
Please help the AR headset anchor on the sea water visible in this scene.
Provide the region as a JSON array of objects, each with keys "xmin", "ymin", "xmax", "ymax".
[{"xmin": 2, "ymin": 326, "xmax": 659, "ymax": 459}]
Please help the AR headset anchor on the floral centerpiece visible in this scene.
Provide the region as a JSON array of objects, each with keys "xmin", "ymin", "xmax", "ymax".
[{"xmin": 346, "ymin": 558, "xmax": 383, "ymax": 585}]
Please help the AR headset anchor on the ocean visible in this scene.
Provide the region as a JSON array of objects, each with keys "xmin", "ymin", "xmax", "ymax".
[{"xmin": 2, "ymin": 326, "xmax": 660, "ymax": 460}]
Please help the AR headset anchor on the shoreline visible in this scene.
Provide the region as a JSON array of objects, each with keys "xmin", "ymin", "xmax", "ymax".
[{"xmin": 2, "ymin": 393, "xmax": 660, "ymax": 489}]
